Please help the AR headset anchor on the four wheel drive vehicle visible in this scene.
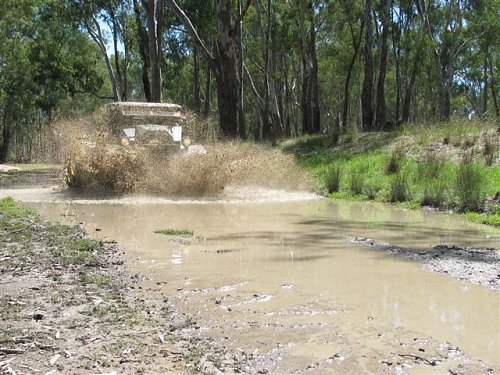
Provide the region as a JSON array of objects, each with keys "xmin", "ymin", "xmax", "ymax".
[{"xmin": 107, "ymin": 102, "xmax": 205, "ymax": 154}]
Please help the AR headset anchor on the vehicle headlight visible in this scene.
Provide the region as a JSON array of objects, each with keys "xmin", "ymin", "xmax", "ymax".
[
  {"xmin": 182, "ymin": 137, "xmax": 192, "ymax": 147},
  {"xmin": 120, "ymin": 136, "xmax": 130, "ymax": 147}
]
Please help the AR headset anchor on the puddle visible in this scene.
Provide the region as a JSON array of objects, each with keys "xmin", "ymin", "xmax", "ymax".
[{"xmin": 3, "ymin": 186, "xmax": 499, "ymax": 372}]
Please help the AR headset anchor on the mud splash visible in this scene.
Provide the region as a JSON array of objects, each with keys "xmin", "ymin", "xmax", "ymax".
[{"xmin": 25, "ymin": 195, "xmax": 499, "ymax": 374}]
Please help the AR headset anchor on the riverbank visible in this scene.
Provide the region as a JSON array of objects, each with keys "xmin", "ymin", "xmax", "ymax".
[
  {"xmin": 282, "ymin": 120, "xmax": 499, "ymax": 227},
  {"xmin": 0, "ymin": 197, "xmax": 244, "ymax": 374},
  {"xmin": 1, "ymin": 194, "xmax": 498, "ymax": 374}
]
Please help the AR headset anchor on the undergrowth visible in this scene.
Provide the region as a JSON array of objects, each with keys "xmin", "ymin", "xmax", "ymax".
[{"xmin": 283, "ymin": 120, "xmax": 499, "ymax": 227}]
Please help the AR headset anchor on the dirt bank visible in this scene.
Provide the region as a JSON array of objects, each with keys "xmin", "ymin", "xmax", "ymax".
[{"xmin": 349, "ymin": 236, "xmax": 500, "ymax": 290}]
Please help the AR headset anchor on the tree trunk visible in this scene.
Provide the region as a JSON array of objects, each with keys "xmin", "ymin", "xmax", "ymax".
[
  {"xmin": 342, "ymin": 17, "xmax": 363, "ymax": 130},
  {"xmin": 204, "ymin": 59, "xmax": 212, "ymax": 117},
  {"xmin": 193, "ymin": 45, "xmax": 201, "ymax": 113},
  {"xmin": 361, "ymin": 0, "xmax": 374, "ymax": 131},
  {"xmin": 482, "ymin": 54, "xmax": 488, "ymax": 116},
  {"xmin": 236, "ymin": 0, "xmax": 246, "ymax": 139},
  {"xmin": 391, "ymin": 3, "xmax": 401, "ymax": 122},
  {"xmin": 143, "ymin": 0, "xmax": 163, "ymax": 102},
  {"xmin": 214, "ymin": 0, "xmax": 244, "ymax": 138},
  {"xmin": 309, "ymin": 5, "xmax": 321, "ymax": 134},
  {"xmin": 133, "ymin": 0, "xmax": 152, "ymax": 101},
  {"xmin": 0, "ymin": 116, "xmax": 11, "ymax": 163},
  {"xmin": 487, "ymin": 54, "xmax": 499, "ymax": 119},
  {"xmin": 110, "ymin": 8, "xmax": 124, "ymax": 100},
  {"xmin": 375, "ymin": 0, "xmax": 390, "ymax": 129},
  {"xmin": 85, "ymin": 16, "xmax": 120, "ymax": 102},
  {"xmin": 170, "ymin": 0, "xmax": 251, "ymax": 138},
  {"xmin": 402, "ymin": 47, "xmax": 420, "ymax": 124},
  {"xmin": 439, "ymin": 62, "xmax": 451, "ymax": 122}
]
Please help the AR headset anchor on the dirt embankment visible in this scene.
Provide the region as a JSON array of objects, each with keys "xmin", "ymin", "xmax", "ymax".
[{"xmin": 349, "ymin": 236, "xmax": 500, "ymax": 290}]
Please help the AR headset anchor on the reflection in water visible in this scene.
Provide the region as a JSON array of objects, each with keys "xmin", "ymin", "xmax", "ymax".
[{"xmin": 9, "ymin": 190, "xmax": 498, "ymax": 368}]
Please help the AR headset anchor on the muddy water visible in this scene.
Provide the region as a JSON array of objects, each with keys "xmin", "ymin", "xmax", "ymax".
[{"xmin": 3, "ymin": 187, "xmax": 499, "ymax": 373}]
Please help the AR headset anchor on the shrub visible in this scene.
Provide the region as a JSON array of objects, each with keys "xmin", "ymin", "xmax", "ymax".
[
  {"xmin": 386, "ymin": 149, "xmax": 404, "ymax": 175},
  {"xmin": 421, "ymin": 182, "xmax": 448, "ymax": 208},
  {"xmin": 364, "ymin": 185, "xmax": 380, "ymax": 200},
  {"xmin": 390, "ymin": 173, "xmax": 411, "ymax": 202},
  {"xmin": 454, "ymin": 157, "xmax": 486, "ymax": 212},
  {"xmin": 325, "ymin": 165, "xmax": 341, "ymax": 193},
  {"xmin": 350, "ymin": 167, "xmax": 365, "ymax": 195},
  {"xmin": 418, "ymin": 155, "xmax": 449, "ymax": 208},
  {"xmin": 417, "ymin": 154, "xmax": 445, "ymax": 180},
  {"xmin": 484, "ymin": 137, "xmax": 495, "ymax": 166}
]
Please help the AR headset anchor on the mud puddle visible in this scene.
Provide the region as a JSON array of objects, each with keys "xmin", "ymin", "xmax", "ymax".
[{"xmin": 2, "ymin": 186, "xmax": 499, "ymax": 374}]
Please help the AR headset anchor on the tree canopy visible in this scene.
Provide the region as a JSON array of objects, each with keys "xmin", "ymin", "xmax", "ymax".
[{"xmin": 1, "ymin": 0, "xmax": 498, "ymax": 160}]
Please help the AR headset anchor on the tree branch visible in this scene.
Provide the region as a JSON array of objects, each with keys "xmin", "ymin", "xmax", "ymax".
[
  {"xmin": 232, "ymin": 0, "xmax": 253, "ymax": 32},
  {"xmin": 243, "ymin": 62, "xmax": 263, "ymax": 108},
  {"xmin": 168, "ymin": 0, "xmax": 215, "ymax": 64}
]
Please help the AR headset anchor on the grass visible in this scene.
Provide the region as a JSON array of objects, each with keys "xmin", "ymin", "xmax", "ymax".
[
  {"xmin": 0, "ymin": 196, "xmax": 35, "ymax": 218},
  {"xmin": 454, "ymin": 157, "xmax": 486, "ymax": 212},
  {"xmin": 463, "ymin": 211, "xmax": 500, "ymax": 226},
  {"xmin": 390, "ymin": 173, "xmax": 411, "ymax": 202},
  {"xmin": 324, "ymin": 165, "xmax": 341, "ymax": 193},
  {"xmin": 283, "ymin": 119, "xmax": 499, "ymax": 226},
  {"xmin": 350, "ymin": 167, "xmax": 366, "ymax": 195},
  {"xmin": 386, "ymin": 149, "xmax": 404, "ymax": 175},
  {"xmin": 154, "ymin": 228, "xmax": 194, "ymax": 236},
  {"xmin": 0, "ymin": 197, "xmax": 104, "ymax": 265}
]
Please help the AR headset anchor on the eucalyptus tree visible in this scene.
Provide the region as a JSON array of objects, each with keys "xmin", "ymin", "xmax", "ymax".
[
  {"xmin": 415, "ymin": 0, "xmax": 486, "ymax": 122},
  {"xmin": 361, "ymin": 0, "xmax": 374, "ymax": 130},
  {"xmin": 169, "ymin": 0, "xmax": 252, "ymax": 138},
  {"xmin": 141, "ymin": 0, "xmax": 164, "ymax": 102}
]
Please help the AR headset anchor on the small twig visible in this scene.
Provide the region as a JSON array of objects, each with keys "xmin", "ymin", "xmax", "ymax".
[
  {"xmin": 18, "ymin": 364, "xmax": 41, "ymax": 372},
  {"xmin": 33, "ymin": 341, "xmax": 58, "ymax": 351},
  {"xmin": 0, "ymin": 348, "xmax": 26, "ymax": 354},
  {"xmin": 395, "ymin": 353, "xmax": 436, "ymax": 366},
  {"xmin": 5, "ymin": 222, "xmax": 36, "ymax": 235}
]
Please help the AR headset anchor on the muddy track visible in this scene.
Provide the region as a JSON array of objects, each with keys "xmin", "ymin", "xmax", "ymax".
[
  {"xmin": 0, "ymin": 168, "xmax": 63, "ymax": 188},
  {"xmin": 1, "ymin": 172, "xmax": 499, "ymax": 374},
  {"xmin": 0, "ymin": 204, "xmax": 252, "ymax": 375},
  {"xmin": 348, "ymin": 236, "xmax": 500, "ymax": 290}
]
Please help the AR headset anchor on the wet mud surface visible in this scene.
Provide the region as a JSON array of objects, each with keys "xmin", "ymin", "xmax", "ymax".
[
  {"xmin": 348, "ymin": 237, "xmax": 500, "ymax": 290},
  {"xmin": 1, "ymin": 185, "xmax": 499, "ymax": 374}
]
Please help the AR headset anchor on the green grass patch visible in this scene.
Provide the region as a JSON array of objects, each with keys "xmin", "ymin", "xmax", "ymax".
[
  {"xmin": 154, "ymin": 228, "xmax": 194, "ymax": 236},
  {"xmin": 284, "ymin": 120, "xmax": 499, "ymax": 226},
  {"xmin": 454, "ymin": 158, "xmax": 486, "ymax": 212},
  {"xmin": 463, "ymin": 212, "xmax": 500, "ymax": 227},
  {"xmin": 0, "ymin": 197, "xmax": 35, "ymax": 218},
  {"xmin": 324, "ymin": 164, "xmax": 341, "ymax": 193}
]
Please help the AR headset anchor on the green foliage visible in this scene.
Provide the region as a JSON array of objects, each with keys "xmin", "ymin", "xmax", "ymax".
[
  {"xmin": 463, "ymin": 212, "xmax": 500, "ymax": 227},
  {"xmin": 386, "ymin": 149, "xmax": 404, "ymax": 175},
  {"xmin": 290, "ymin": 120, "xmax": 499, "ymax": 226},
  {"xmin": 324, "ymin": 165, "xmax": 341, "ymax": 193},
  {"xmin": 364, "ymin": 185, "xmax": 381, "ymax": 200},
  {"xmin": 390, "ymin": 173, "xmax": 411, "ymax": 202},
  {"xmin": 48, "ymin": 224, "xmax": 102, "ymax": 264},
  {"xmin": 454, "ymin": 158, "xmax": 486, "ymax": 212},
  {"xmin": 154, "ymin": 228, "xmax": 194, "ymax": 237},
  {"xmin": 483, "ymin": 137, "xmax": 495, "ymax": 166},
  {"xmin": 0, "ymin": 197, "xmax": 35, "ymax": 218},
  {"xmin": 349, "ymin": 167, "xmax": 366, "ymax": 195},
  {"xmin": 418, "ymin": 155, "xmax": 450, "ymax": 208},
  {"xmin": 0, "ymin": 0, "xmax": 105, "ymax": 162}
]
